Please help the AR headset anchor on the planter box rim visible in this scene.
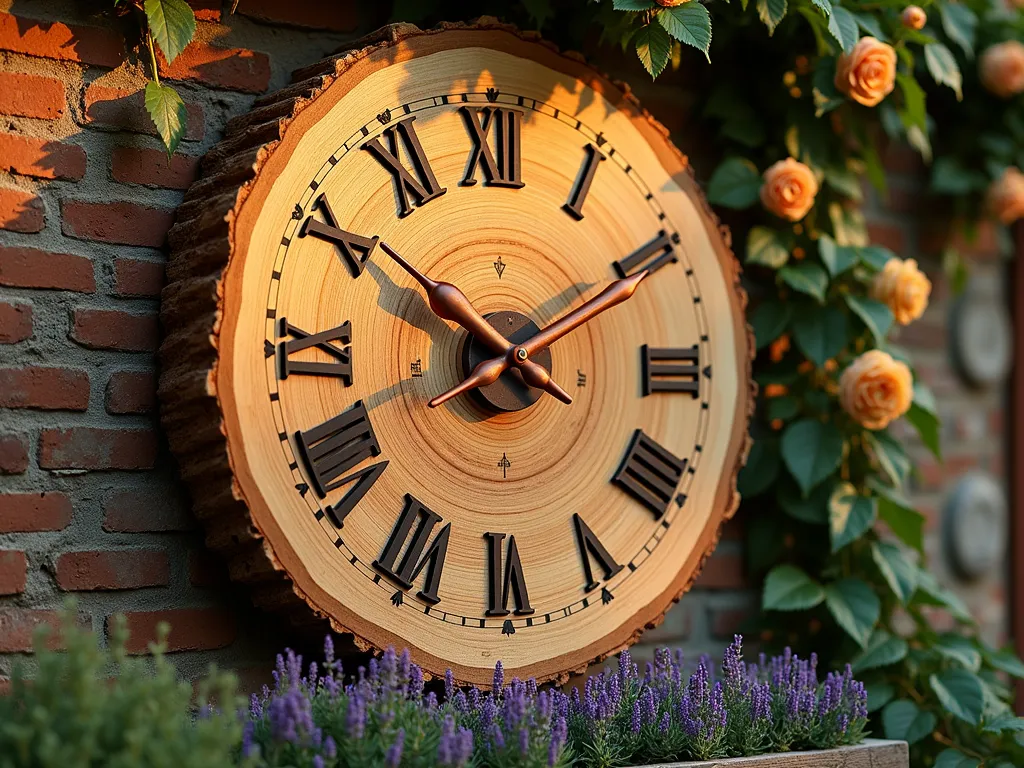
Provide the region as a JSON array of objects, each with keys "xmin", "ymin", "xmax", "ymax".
[{"xmin": 634, "ymin": 739, "xmax": 908, "ymax": 767}]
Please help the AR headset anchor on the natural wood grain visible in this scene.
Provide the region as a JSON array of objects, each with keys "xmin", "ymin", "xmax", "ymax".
[
  {"xmin": 160, "ymin": 19, "xmax": 755, "ymax": 687},
  {"xmin": 636, "ymin": 740, "xmax": 909, "ymax": 768}
]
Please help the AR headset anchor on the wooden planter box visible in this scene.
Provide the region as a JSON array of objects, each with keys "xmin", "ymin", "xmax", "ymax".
[{"xmin": 636, "ymin": 739, "xmax": 908, "ymax": 767}]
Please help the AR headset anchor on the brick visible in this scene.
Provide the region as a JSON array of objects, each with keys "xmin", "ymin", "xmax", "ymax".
[
  {"xmin": 0, "ymin": 434, "xmax": 29, "ymax": 474},
  {"xmin": 866, "ymin": 221, "xmax": 907, "ymax": 254},
  {"xmin": 0, "ymin": 367, "xmax": 90, "ymax": 410},
  {"xmin": 0, "ymin": 608, "xmax": 72, "ymax": 652},
  {"xmin": 708, "ymin": 606, "xmax": 758, "ymax": 640},
  {"xmin": 118, "ymin": 608, "xmax": 236, "ymax": 653},
  {"xmin": 61, "ymin": 200, "xmax": 174, "ymax": 247},
  {"xmin": 0, "ymin": 246, "xmax": 95, "ymax": 292},
  {"xmin": 159, "ymin": 42, "xmax": 271, "ymax": 94},
  {"xmin": 0, "ymin": 187, "xmax": 44, "ymax": 233},
  {"xmin": 189, "ymin": 548, "xmax": 228, "ymax": 587},
  {"xmin": 0, "ymin": 301, "xmax": 32, "ymax": 343},
  {"xmin": 0, "ymin": 12, "xmax": 124, "ymax": 67},
  {"xmin": 693, "ymin": 552, "xmax": 747, "ymax": 590},
  {"xmin": 0, "ymin": 492, "xmax": 73, "ymax": 532},
  {"xmin": 0, "ymin": 133, "xmax": 86, "ymax": 180},
  {"xmin": 0, "ymin": 72, "xmax": 64, "ymax": 119},
  {"xmin": 39, "ymin": 427, "xmax": 158, "ymax": 470},
  {"xmin": 103, "ymin": 488, "xmax": 194, "ymax": 532},
  {"xmin": 919, "ymin": 219, "xmax": 1001, "ymax": 260},
  {"xmin": 84, "ymin": 85, "xmax": 204, "ymax": 141},
  {"xmin": 914, "ymin": 454, "xmax": 978, "ymax": 493},
  {"xmin": 56, "ymin": 550, "xmax": 169, "ymax": 591},
  {"xmin": 71, "ymin": 308, "xmax": 159, "ymax": 352},
  {"xmin": 111, "ymin": 147, "xmax": 199, "ymax": 190},
  {"xmin": 238, "ymin": 0, "xmax": 358, "ymax": 32},
  {"xmin": 105, "ymin": 370, "xmax": 156, "ymax": 414},
  {"xmin": 114, "ymin": 258, "xmax": 165, "ymax": 297},
  {"xmin": 0, "ymin": 551, "xmax": 27, "ymax": 595}
]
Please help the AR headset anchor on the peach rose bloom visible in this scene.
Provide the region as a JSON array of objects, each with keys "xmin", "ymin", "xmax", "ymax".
[
  {"xmin": 901, "ymin": 6, "xmax": 927, "ymax": 29},
  {"xmin": 988, "ymin": 166, "xmax": 1024, "ymax": 224},
  {"xmin": 655, "ymin": 0, "xmax": 690, "ymax": 5},
  {"xmin": 834, "ymin": 37, "xmax": 898, "ymax": 107},
  {"xmin": 872, "ymin": 258, "xmax": 931, "ymax": 326},
  {"xmin": 839, "ymin": 350, "xmax": 913, "ymax": 430},
  {"xmin": 980, "ymin": 41, "xmax": 1024, "ymax": 99},
  {"xmin": 760, "ymin": 158, "xmax": 818, "ymax": 221}
]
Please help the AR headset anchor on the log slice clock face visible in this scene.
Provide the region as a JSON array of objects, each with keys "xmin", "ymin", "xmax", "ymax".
[{"xmin": 161, "ymin": 22, "xmax": 754, "ymax": 686}]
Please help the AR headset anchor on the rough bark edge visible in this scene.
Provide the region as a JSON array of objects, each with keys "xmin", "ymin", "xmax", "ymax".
[{"xmin": 159, "ymin": 17, "xmax": 757, "ymax": 682}]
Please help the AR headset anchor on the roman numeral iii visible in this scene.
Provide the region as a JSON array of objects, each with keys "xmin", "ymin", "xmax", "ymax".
[
  {"xmin": 459, "ymin": 106, "xmax": 525, "ymax": 188},
  {"xmin": 299, "ymin": 194, "xmax": 378, "ymax": 278},
  {"xmin": 612, "ymin": 430, "xmax": 687, "ymax": 518},
  {"xmin": 484, "ymin": 532, "xmax": 534, "ymax": 616},
  {"xmin": 277, "ymin": 318, "xmax": 352, "ymax": 385},
  {"xmin": 362, "ymin": 116, "xmax": 446, "ymax": 217},
  {"xmin": 573, "ymin": 514, "xmax": 623, "ymax": 592},
  {"xmin": 374, "ymin": 495, "xmax": 450, "ymax": 605},
  {"xmin": 642, "ymin": 345, "xmax": 700, "ymax": 397},
  {"xmin": 613, "ymin": 231, "xmax": 678, "ymax": 278},
  {"xmin": 296, "ymin": 400, "xmax": 381, "ymax": 499}
]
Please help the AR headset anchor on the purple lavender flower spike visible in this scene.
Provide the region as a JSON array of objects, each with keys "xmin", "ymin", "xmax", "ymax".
[
  {"xmin": 518, "ymin": 727, "xmax": 530, "ymax": 756},
  {"xmin": 659, "ymin": 711, "xmax": 671, "ymax": 734},
  {"xmin": 445, "ymin": 668, "xmax": 455, "ymax": 702},
  {"xmin": 386, "ymin": 728, "xmax": 405, "ymax": 768},
  {"xmin": 346, "ymin": 691, "xmax": 366, "ymax": 739},
  {"xmin": 312, "ymin": 756, "xmax": 324, "ymax": 768},
  {"xmin": 630, "ymin": 699, "xmax": 642, "ymax": 733},
  {"xmin": 493, "ymin": 660, "xmax": 505, "ymax": 694},
  {"xmin": 324, "ymin": 735, "xmax": 337, "ymax": 759}
]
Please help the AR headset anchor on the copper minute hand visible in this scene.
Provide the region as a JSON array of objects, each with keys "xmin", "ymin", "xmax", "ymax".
[
  {"xmin": 379, "ymin": 243, "xmax": 571, "ymax": 406},
  {"xmin": 428, "ymin": 270, "xmax": 649, "ymax": 409}
]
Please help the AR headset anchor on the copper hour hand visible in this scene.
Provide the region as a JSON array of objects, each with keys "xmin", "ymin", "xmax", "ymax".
[
  {"xmin": 379, "ymin": 243, "xmax": 571, "ymax": 406},
  {"xmin": 429, "ymin": 270, "xmax": 648, "ymax": 408}
]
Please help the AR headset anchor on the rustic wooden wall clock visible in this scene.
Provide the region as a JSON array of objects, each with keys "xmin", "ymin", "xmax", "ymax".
[{"xmin": 161, "ymin": 20, "xmax": 754, "ymax": 686}]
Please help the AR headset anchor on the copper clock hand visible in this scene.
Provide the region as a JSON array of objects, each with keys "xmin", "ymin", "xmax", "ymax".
[
  {"xmin": 380, "ymin": 243, "xmax": 572, "ymax": 407},
  {"xmin": 429, "ymin": 271, "xmax": 648, "ymax": 407}
]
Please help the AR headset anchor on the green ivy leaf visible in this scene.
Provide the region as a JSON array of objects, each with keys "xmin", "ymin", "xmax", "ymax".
[
  {"xmin": 939, "ymin": 2, "xmax": 977, "ymax": 58},
  {"xmin": 871, "ymin": 541, "xmax": 917, "ymax": 603},
  {"xmin": 905, "ymin": 382, "xmax": 941, "ymax": 459},
  {"xmin": 823, "ymin": 165, "xmax": 863, "ymax": 201},
  {"xmin": 872, "ymin": 481, "xmax": 924, "ymax": 553},
  {"xmin": 657, "ymin": 3, "xmax": 712, "ymax": 61},
  {"xmin": 931, "ymin": 156, "xmax": 988, "ymax": 195},
  {"xmin": 865, "ymin": 431, "xmax": 911, "ymax": 488},
  {"xmin": 915, "ymin": 569, "xmax": 973, "ymax": 623},
  {"xmin": 791, "ymin": 304, "xmax": 847, "ymax": 366},
  {"xmin": 882, "ymin": 699, "xmax": 936, "ymax": 745},
  {"xmin": 827, "ymin": 5, "xmax": 858, "ymax": 53},
  {"xmin": 897, "ymin": 73, "xmax": 927, "ymax": 133},
  {"xmin": 844, "ymin": 295, "xmax": 894, "ymax": 345},
  {"xmin": 983, "ymin": 714, "xmax": 1024, "ymax": 734},
  {"xmin": 829, "ymin": 482, "xmax": 876, "ymax": 552},
  {"xmin": 925, "ymin": 43, "xmax": 963, "ymax": 101},
  {"xmin": 933, "ymin": 634, "xmax": 982, "ymax": 672},
  {"xmin": 810, "ymin": 0, "xmax": 831, "ymax": 16},
  {"xmin": 858, "ymin": 244, "xmax": 896, "ymax": 271},
  {"xmin": 757, "ymin": 0, "xmax": 788, "ymax": 34},
  {"xmin": 825, "ymin": 578, "xmax": 880, "ymax": 647},
  {"xmin": 779, "ymin": 262, "xmax": 828, "ymax": 303},
  {"xmin": 767, "ymin": 395, "xmax": 799, "ymax": 422},
  {"xmin": 779, "ymin": 477, "xmax": 832, "ymax": 524},
  {"xmin": 747, "ymin": 227, "xmax": 789, "ymax": 268},
  {"xmin": 865, "ymin": 682, "xmax": 895, "ymax": 712},
  {"xmin": 934, "ymin": 749, "xmax": 979, "ymax": 768},
  {"xmin": 984, "ymin": 648, "xmax": 1024, "ymax": 679},
  {"xmin": 144, "ymin": 80, "xmax": 188, "ymax": 157},
  {"xmin": 707, "ymin": 157, "xmax": 762, "ymax": 208},
  {"xmin": 930, "ymin": 670, "xmax": 985, "ymax": 725},
  {"xmin": 782, "ymin": 419, "xmax": 844, "ymax": 496},
  {"xmin": 635, "ymin": 23, "xmax": 672, "ymax": 78},
  {"xmin": 853, "ymin": 11, "xmax": 885, "ymax": 40},
  {"xmin": 738, "ymin": 436, "xmax": 780, "ymax": 497},
  {"xmin": 763, "ymin": 564, "xmax": 826, "ymax": 611},
  {"xmin": 853, "ymin": 630, "xmax": 909, "ymax": 673},
  {"xmin": 751, "ymin": 301, "xmax": 792, "ymax": 349},
  {"xmin": 614, "ymin": 0, "xmax": 656, "ymax": 9},
  {"xmin": 817, "ymin": 234, "xmax": 858, "ymax": 277},
  {"xmin": 813, "ymin": 57, "xmax": 844, "ymax": 116},
  {"xmin": 144, "ymin": 0, "xmax": 196, "ymax": 65}
]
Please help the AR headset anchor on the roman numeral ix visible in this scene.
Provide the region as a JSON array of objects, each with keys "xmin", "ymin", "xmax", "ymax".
[
  {"xmin": 299, "ymin": 194, "xmax": 379, "ymax": 278},
  {"xmin": 277, "ymin": 318, "xmax": 352, "ymax": 385},
  {"xmin": 573, "ymin": 513, "xmax": 623, "ymax": 593},
  {"xmin": 459, "ymin": 106, "xmax": 525, "ymax": 189},
  {"xmin": 484, "ymin": 532, "xmax": 534, "ymax": 616},
  {"xmin": 296, "ymin": 400, "xmax": 381, "ymax": 499},
  {"xmin": 373, "ymin": 494, "xmax": 450, "ymax": 605},
  {"xmin": 362, "ymin": 116, "xmax": 447, "ymax": 218},
  {"xmin": 612, "ymin": 430, "xmax": 688, "ymax": 518},
  {"xmin": 563, "ymin": 143, "xmax": 605, "ymax": 220},
  {"xmin": 613, "ymin": 231, "xmax": 678, "ymax": 278},
  {"xmin": 642, "ymin": 344, "xmax": 700, "ymax": 397}
]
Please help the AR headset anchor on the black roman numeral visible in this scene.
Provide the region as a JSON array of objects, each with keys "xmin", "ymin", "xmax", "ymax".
[
  {"xmin": 323, "ymin": 460, "xmax": 388, "ymax": 529},
  {"xmin": 642, "ymin": 345, "xmax": 700, "ymax": 397},
  {"xmin": 573, "ymin": 514, "xmax": 623, "ymax": 593},
  {"xmin": 299, "ymin": 194, "xmax": 379, "ymax": 278},
  {"xmin": 362, "ymin": 116, "xmax": 446, "ymax": 218},
  {"xmin": 563, "ymin": 143, "xmax": 605, "ymax": 220},
  {"xmin": 277, "ymin": 318, "xmax": 352, "ymax": 385},
  {"xmin": 296, "ymin": 400, "xmax": 381, "ymax": 499},
  {"xmin": 484, "ymin": 532, "xmax": 534, "ymax": 616},
  {"xmin": 613, "ymin": 231, "xmax": 678, "ymax": 278},
  {"xmin": 612, "ymin": 430, "xmax": 687, "ymax": 518},
  {"xmin": 459, "ymin": 106, "xmax": 525, "ymax": 189},
  {"xmin": 373, "ymin": 494, "xmax": 450, "ymax": 605}
]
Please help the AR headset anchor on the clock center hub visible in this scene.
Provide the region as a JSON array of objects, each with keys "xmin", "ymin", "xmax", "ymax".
[{"xmin": 459, "ymin": 310, "xmax": 553, "ymax": 413}]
